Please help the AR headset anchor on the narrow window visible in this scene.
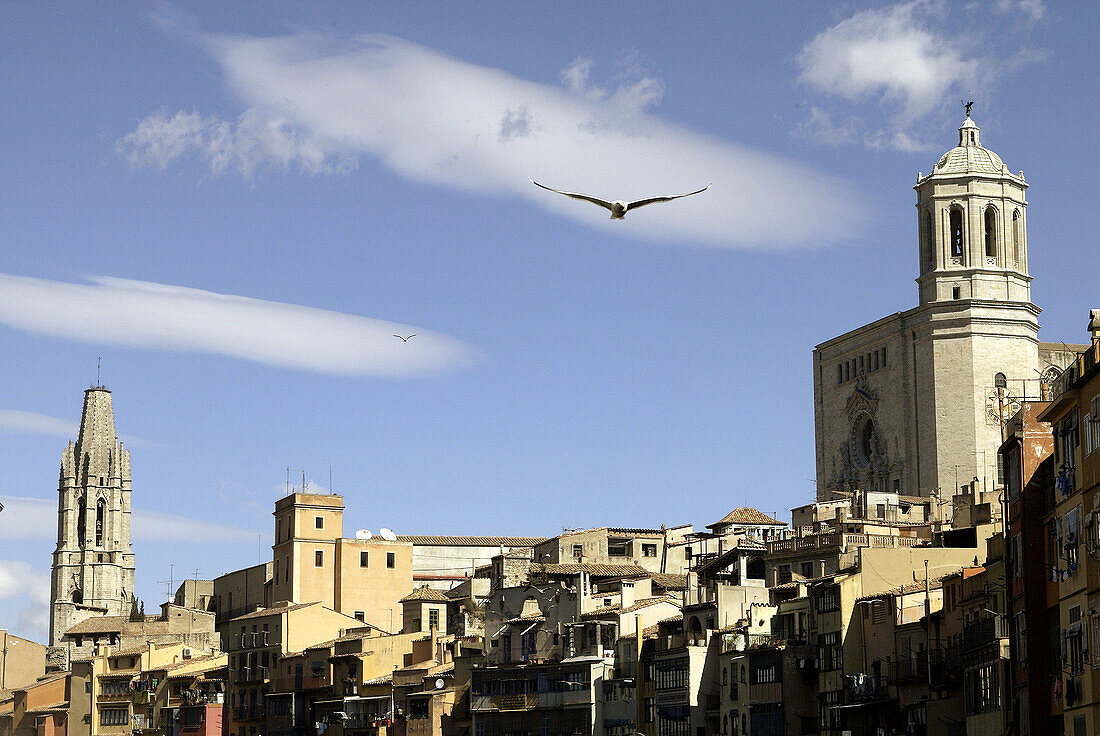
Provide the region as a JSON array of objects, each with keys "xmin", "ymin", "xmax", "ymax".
[
  {"xmin": 995, "ymin": 373, "xmax": 1007, "ymax": 390},
  {"xmin": 77, "ymin": 495, "xmax": 87, "ymax": 547},
  {"xmin": 953, "ymin": 286, "xmax": 961, "ymax": 300},
  {"xmin": 921, "ymin": 208, "xmax": 934, "ymax": 272},
  {"xmin": 284, "ymin": 557, "xmax": 290, "ymax": 582},
  {"xmin": 984, "ymin": 206, "xmax": 997, "ymax": 257},
  {"xmin": 360, "ymin": 550, "xmax": 369, "ymax": 567},
  {"xmin": 1012, "ymin": 210, "xmax": 1021, "ymax": 262},
  {"xmin": 314, "ymin": 550, "xmax": 323, "ymax": 567},
  {"xmin": 881, "ymin": 347, "xmax": 887, "ymax": 366},
  {"xmin": 429, "ymin": 608, "xmax": 440, "ymax": 630},
  {"xmin": 950, "ymin": 208, "xmax": 964, "ymax": 257},
  {"xmin": 386, "ymin": 552, "xmax": 395, "ymax": 569},
  {"xmin": 837, "ymin": 364, "xmax": 843, "ymax": 384},
  {"xmin": 315, "ymin": 516, "xmax": 324, "ymax": 530},
  {"xmin": 873, "ymin": 351, "xmax": 879, "ymax": 371},
  {"xmin": 95, "ymin": 498, "xmax": 106, "ymax": 546}
]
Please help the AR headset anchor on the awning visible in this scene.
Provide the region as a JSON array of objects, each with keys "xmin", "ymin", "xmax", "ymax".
[
  {"xmin": 831, "ymin": 699, "xmax": 891, "ymax": 710},
  {"xmin": 491, "ymin": 625, "xmax": 509, "ymax": 639},
  {"xmin": 520, "ymin": 622, "xmax": 539, "ymax": 636}
]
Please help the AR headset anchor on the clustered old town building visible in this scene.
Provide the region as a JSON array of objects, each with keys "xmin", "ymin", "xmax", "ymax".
[{"xmin": 3, "ymin": 113, "xmax": 1100, "ymax": 736}]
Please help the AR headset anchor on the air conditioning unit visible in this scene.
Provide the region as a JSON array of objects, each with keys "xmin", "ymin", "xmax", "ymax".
[{"xmin": 182, "ymin": 648, "xmax": 193, "ymax": 659}]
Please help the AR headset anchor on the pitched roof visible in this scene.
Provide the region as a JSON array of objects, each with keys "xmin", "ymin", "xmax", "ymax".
[
  {"xmin": 64, "ymin": 616, "xmax": 129, "ymax": 635},
  {"xmin": 583, "ymin": 596, "xmax": 680, "ymax": 618},
  {"xmin": 400, "ymin": 586, "xmax": 451, "ymax": 603},
  {"xmin": 707, "ymin": 507, "xmax": 786, "ymax": 529},
  {"xmin": 227, "ymin": 601, "xmax": 319, "ymax": 622},
  {"xmin": 529, "ymin": 562, "xmax": 649, "ymax": 578},
  {"xmin": 645, "ymin": 573, "xmax": 688, "ymax": 591},
  {"xmin": 396, "ymin": 535, "xmax": 546, "ymax": 547}
]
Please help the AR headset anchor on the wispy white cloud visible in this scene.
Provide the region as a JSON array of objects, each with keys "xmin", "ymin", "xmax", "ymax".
[
  {"xmin": 797, "ymin": 3, "xmax": 977, "ymax": 123},
  {"xmin": 0, "ymin": 409, "xmax": 151, "ymax": 447},
  {"xmin": 0, "ymin": 561, "xmax": 51, "ymax": 641},
  {"xmin": 795, "ymin": 1, "xmax": 1046, "ymax": 151},
  {"xmin": 0, "ymin": 410, "xmax": 76, "ymax": 438},
  {"xmin": 0, "ymin": 561, "xmax": 50, "ymax": 603},
  {"xmin": 120, "ymin": 31, "xmax": 863, "ymax": 248},
  {"xmin": 118, "ymin": 108, "xmax": 358, "ymax": 177},
  {"xmin": 0, "ymin": 273, "xmax": 480, "ymax": 377},
  {"xmin": 994, "ymin": 0, "xmax": 1044, "ymax": 22},
  {"xmin": 0, "ymin": 496, "xmax": 259, "ymax": 543}
]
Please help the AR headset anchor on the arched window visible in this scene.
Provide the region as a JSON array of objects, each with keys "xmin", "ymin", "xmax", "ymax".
[
  {"xmin": 77, "ymin": 495, "xmax": 87, "ymax": 548},
  {"xmin": 995, "ymin": 373, "xmax": 1007, "ymax": 390},
  {"xmin": 950, "ymin": 208, "xmax": 964, "ymax": 258},
  {"xmin": 95, "ymin": 498, "xmax": 106, "ymax": 547},
  {"xmin": 921, "ymin": 208, "xmax": 934, "ymax": 272},
  {"xmin": 984, "ymin": 206, "xmax": 997, "ymax": 257},
  {"xmin": 71, "ymin": 587, "xmax": 83, "ymax": 604},
  {"xmin": 1012, "ymin": 209, "xmax": 1021, "ymax": 262}
]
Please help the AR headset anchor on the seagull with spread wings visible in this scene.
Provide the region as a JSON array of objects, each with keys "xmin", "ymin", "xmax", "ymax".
[
  {"xmin": 393, "ymin": 334, "xmax": 416, "ymax": 342},
  {"xmin": 530, "ymin": 179, "xmax": 710, "ymax": 219}
]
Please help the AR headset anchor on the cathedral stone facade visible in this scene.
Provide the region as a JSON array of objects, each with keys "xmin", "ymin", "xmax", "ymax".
[
  {"xmin": 813, "ymin": 113, "xmax": 1083, "ymax": 501},
  {"xmin": 48, "ymin": 386, "xmax": 136, "ymax": 649}
]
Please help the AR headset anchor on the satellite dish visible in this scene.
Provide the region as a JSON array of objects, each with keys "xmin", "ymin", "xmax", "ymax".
[
  {"xmin": 355, "ymin": 529, "xmax": 373, "ymax": 540},
  {"xmin": 379, "ymin": 528, "xmax": 397, "ymax": 541},
  {"xmin": 434, "ymin": 678, "xmax": 445, "ymax": 690}
]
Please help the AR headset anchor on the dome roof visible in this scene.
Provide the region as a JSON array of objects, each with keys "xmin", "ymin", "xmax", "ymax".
[
  {"xmin": 928, "ymin": 114, "xmax": 1012, "ymax": 177},
  {"xmin": 933, "ymin": 144, "xmax": 1006, "ymax": 175}
]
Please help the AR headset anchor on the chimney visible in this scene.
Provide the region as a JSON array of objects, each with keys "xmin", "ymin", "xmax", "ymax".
[{"xmin": 1090, "ymin": 309, "xmax": 1100, "ymax": 343}]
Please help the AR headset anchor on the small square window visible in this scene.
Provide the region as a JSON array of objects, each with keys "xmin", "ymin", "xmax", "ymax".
[
  {"xmin": 386, "ymin": 552, "xmax": 396, "ymax": 569},
  {"xmin": 354, "ymin": 611, "xmax": 365, "ymax": 622},
  {"xmin": 315, "ymin": 550, "xmax": 324, "ymax": 567},
  {"xmin": 952, "ymin": 286, "xmax": 961, "ymax": 300},
  {"xmin": 572, "ymin": 544, "xmax": 583, "ymax": 558},
  {"xmin": 360, "ymin": 551, "xmax": 369, "ymax": 567}
]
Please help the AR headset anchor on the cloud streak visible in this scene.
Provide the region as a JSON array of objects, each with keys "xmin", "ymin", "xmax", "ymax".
[
  {"xmin": 0, "ymin": 273, "xmax": 480, "ymax": 377},
  {"xmin": 794, "ymin": 1, "xmax": 1046, "ymax": 151},
  {"xmin": 0, "ymin": 496, "xmax": 260, "ymax": 543},
  {"xmin": 120, "ymin": 31, "xmax": 863, "ymax": 248}
]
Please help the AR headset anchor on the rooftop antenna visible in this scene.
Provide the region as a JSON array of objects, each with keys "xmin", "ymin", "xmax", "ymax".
[
  {"xmin": 330, "ymin": 465, "xmax": 334, "ymax": 495},
  {"xmin": 302, "ymin": 470, "xmax": 307, "ymax": 494},
  {"xmin": 156, "ymin": 564, "xmax": 176, "ymax": 600},
  {"xmin": 97, "ymin": 357, "xmax": 102, "ymax": 387}
]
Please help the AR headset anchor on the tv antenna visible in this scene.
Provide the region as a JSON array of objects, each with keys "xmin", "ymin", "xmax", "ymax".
[{"xmin": 156, "ymin": 564, "xmax": 176, "ymax": 600}]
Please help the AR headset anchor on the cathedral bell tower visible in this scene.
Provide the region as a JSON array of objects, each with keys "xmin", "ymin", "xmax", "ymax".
[
  {"xmin": 49, "ymin": 386, "xmax": 136, "ymax": 648},
  {"xmin": 915, "ymin": 110, "xmax": 1031, "ymax": 305}
]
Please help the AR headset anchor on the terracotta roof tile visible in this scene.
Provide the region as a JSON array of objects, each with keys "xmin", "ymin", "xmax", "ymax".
[
  {"xmin": 399, "ymin": 586, "xmax": 451, "ymax": 603},
  {"xmin": 707, "ymin": 507, "xmax": 786, "ymax": 529},
  {"xmin": 529, "ymin": 563, "xmax": 649, "ymax": 577},
  {"xmin": 227, "ymin": 602, "xmax": 320, "ymax": 621},
  {"xmin": 64, "ymin": 616, "xmax": 128, "ymax": 635}
]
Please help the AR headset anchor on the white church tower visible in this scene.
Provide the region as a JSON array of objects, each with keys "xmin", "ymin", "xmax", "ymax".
[
  {"xmin": 812, "ymin": 109, "xmax": 1081, "ymax": 501},
  {"xmin": 48, "ymin": 385, "xmax": 136, "ymax": 647}
]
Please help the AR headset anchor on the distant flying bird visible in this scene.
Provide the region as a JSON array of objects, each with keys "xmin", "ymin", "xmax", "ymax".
[
  {"xmin": 393, "ymin": 334, "xmax": 416, "ymax": 342},
  {"xmin": 530, "ymin": 179, "xmax": 710, "ymax": 219}
]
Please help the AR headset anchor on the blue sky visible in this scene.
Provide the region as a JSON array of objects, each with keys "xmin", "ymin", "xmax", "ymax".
[{"xmin": 0, "ymin": 0, "xmax": 1095, "ymax": 640}]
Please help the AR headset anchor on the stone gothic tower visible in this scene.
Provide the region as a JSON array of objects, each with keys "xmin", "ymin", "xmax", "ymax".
[
  {"xmin": 49, "ymin": 386, "xmax": 136, "ymax": 646},
  {"xmin": 812, "ymin": 111, "xmax": 1082, "ymax": 501}
]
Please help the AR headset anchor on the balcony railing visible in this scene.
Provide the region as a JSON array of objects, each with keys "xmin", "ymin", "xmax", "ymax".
[
  {"xmin": 845, "ymin": 673, "xmax": 888, "ymax": 700},
  {"xmin": 232, "ymin": 632, "xmax": 271, "ymax": 650},
  {"xmin": 234, "ymin": 705, "xmax": 264, "ymax": 722},
  {"xmin": 767, "ymin": 533, "xmax": 922, "ymax": 555},
  {"xmin": 963, "ymin": 615, "xmax": 1008, "ymax": 652}
]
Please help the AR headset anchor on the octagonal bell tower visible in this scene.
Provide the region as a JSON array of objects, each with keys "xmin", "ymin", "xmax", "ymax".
[{"xmin": 915, "ymin": 111, "xmax": 1031, "ymax": 305}]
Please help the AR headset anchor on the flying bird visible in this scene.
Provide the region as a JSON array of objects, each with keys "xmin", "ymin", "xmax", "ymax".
[
  {"xmin": 393, "ymin": 334, "xmax": 416, "ymax": 342},
  {"xmin": 530, "ymin": 179, "xmax": 710, "ymax": 219}
]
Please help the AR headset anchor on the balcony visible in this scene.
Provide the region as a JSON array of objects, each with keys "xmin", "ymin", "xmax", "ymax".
[
  {"xmin": 962, "ymin": 615, "xmax": 1008, "ymax": 653},
  {"xmin": 845, "ymin": 674, "xmax": 888, "ymax": 700},
  {"xmin": 767, "ymin": 532, "xmax": 922, "ymax": 556},
  {"xmin": 234, "ymin": 705, "xmax": 264, "ymax": 722},
  {"xmin": 232, "ymin": 631, "xmax": 271, "ymax": 650},
  {"xmin": 272, "ymin": 673, "xmax": 328, "ymax": 692},
  {"xmin": 236, "ymin": 665, "xmax": 269, "ymax": 684}
]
